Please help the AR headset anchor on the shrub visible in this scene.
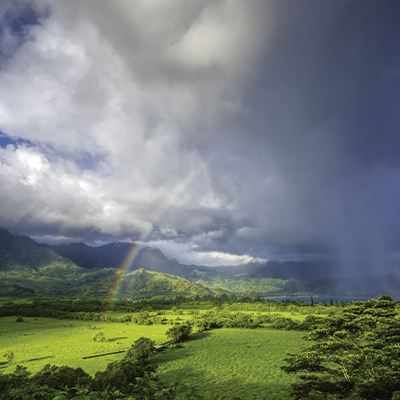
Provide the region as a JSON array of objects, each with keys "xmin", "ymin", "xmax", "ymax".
[
  {"xmin": 2, "ymin": 350, "xmax": 14, "ymax": 364},
  {"xmin": 30, "ymin": 364, "xmax": 92, "ymax": 390},
  {"xmin": 166, "ymin": 323, "xmax": 192, "ymax": 343},
  {"xmin": 92, "ymin": 331, "xmax": 105, "ymax": 342},
  {"xmin": 15, "ymin": 316, "xmax": 23, "ymax": 323},
  {"xmin": 125, "ymin": 337, "xmax": 155, "ymax": 364}
]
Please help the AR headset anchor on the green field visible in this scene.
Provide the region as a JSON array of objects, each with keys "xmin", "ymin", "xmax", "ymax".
[
  {"xmin": 0, "ymin": 316, "xmax": 169, "ymax": 375},
  {"xmin": 157, "ymin": 328, "xmax": 305, "ymax": 400},
  {"xmin": 0, "ymin": 314, "xmax": 306, "ymax": 399}
]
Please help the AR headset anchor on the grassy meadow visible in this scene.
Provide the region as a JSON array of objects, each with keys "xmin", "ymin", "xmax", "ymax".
[
  {"xmin": 0, "ymin": 311, "xmax": 309, "ymax": 399},
  {"xmin": 0, "ymin": 316, "xmax": 168, "ymax": 375},
  {"xmin": 157, "ymin": 328, "xmax": 306, "ymax": 400}
]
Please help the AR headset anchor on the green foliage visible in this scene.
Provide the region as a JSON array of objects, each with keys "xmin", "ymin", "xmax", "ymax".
[
  {"xmin": 15, "ymin": 316, "xmax": 23, "ymax": 322},
  {"xmin": 120, "ymin": 268, "xmax": 214, "ymax": 298},
  {"xmin": 188, "ymin": 309, "xmax": 324, "ymax": 332},
  {"xmin": 30, "ymin": 364, "xmax": 92, "ymax": 390},
  {"xmin": 185, "ymin": 269, "xmax": 289, "ymax": 296},
  {"xmin": 2, "ymin": 350, "xmax": 14, "ymax": 364},
  {"xmin": 91, "ymin": 336, "xmax": 174, "ymax": 399},
  {"xmin": 282, "ymin": 296, "xmax": 400, "ymax": 399},
  {"xmin": 129, "ymin": 310, "xmax": 167, "ymax": 325},
  {"xmin": 0, "ymin": 338, "xmax": 182, "ymax": 400},
  {"xmin": 166, "ymin": 323, "xmax": 192, "ymax": 343},
  {"xmin": 92, "ymin": 331, "xmax": 105, "ymax": 342},
  {"xmin": 126, "ymin": 337, "xmax": 156, "ymax": 364}
]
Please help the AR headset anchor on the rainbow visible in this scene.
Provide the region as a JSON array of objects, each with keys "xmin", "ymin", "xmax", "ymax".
[
  {"xmin": 104, "ymin": 242, "xmax": 141, "ymax": 311},
  {"xmin": 103, "ymin": 165, "xmax": 204, "ymax": 310}
]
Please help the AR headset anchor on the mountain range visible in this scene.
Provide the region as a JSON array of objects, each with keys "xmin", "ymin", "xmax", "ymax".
[{"xmin": 1, "ymin": 228, "xmax": 399, "ymax": 298}]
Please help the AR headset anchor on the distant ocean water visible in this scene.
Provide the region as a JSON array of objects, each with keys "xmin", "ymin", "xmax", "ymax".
[{"xmin": 264, "ymin": 296, "xmax": 399, "ymax": 303}]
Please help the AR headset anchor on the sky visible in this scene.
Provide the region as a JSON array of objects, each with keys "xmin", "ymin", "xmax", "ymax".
[{"xmin": 0, "ymin": 0, "xmax": 400, "ymax": 268}]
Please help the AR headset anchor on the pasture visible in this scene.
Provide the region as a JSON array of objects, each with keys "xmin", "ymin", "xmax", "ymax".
[
  {"xmin": 157, "ymin": 328, "xmax": 306, "ymax": 400},
  {"xmin": 0, "ymin": 313, "xmax": 307, "ymax": 399},
  {"xmin": 0, "ymin": 316, "xmax": 168, "ymax": 375}
]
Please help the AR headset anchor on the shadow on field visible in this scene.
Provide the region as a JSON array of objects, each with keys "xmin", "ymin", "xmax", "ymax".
[
  {"xmin": 153, "ymin": 345, "xmax": 194, "ymax": 364},
  {"xmin": 187, "ymin": 331, "xmax": 212, "ymax": 341},
  {"xmin": 26, "ymin": 356, "xmax": 54, "ymax": 362},
  {"xmin": 107, "ymin": 336, "xmax": 128, "ymax": 342},
  {"xmin": 153, "ymin": 332, "xmax": 212, "ymax": 364},
  {"xmin": 160, "ymin": 366, "xmax": 292, "ymax": 400}
]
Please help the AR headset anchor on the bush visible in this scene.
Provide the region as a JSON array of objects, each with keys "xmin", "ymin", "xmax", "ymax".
[
  {"xmin": 126, "ymin": 337, "xmax": 155, "ymax": 364},
  {"xmin": 166, "ymin": 323, "xmax": 192, "ymax": 343},
  {"xmin": 15, "ymin": 316, "xmax": 23, "ymax": 323},
  {"xmin": 92, "ymin": 336, "xmax": 164, "ymax": 399},
  {"xmin": 2, "ymin": 350, "xmax": 14, "ymax": 364},
  {"xmin": 92, "ymin": 331, "xmax": 105, "ymax": 342},
  {"xmin": 30, "ymin": 364, "xmax": 92, "ymax": 390}
]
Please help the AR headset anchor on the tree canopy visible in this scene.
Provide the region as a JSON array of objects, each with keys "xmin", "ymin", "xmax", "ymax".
[{"xmin": 282, "ymin": 295, "xmax": 400, "ymax": 399}]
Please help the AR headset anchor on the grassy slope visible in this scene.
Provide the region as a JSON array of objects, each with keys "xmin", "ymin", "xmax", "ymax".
[
  {"xmin": 184, "ymin": 270, "xmax": 290, "ymax": 296},
  {"xmin": 0, "ymin": 267, "xmax": 216, "ymax": 299},
  {"xmin": 157, "ymin": 328, "xmax": 305, "ymax": 400},
  {"xmin": 120, "ymin": 268, "xmax": 215, "ymax": 297}
]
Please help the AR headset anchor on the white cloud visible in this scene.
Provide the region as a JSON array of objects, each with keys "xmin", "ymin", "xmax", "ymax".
[
  {"xmin": 0, "ymin": 1, "xmax": 244, "ymax": 239},
  {"xmin": 146, "ymin": 239, "xmax": 267, "ymax": 267},
  {"xmin": 166, "ymin": 0, "xmax": 270, "ymax": 74}
]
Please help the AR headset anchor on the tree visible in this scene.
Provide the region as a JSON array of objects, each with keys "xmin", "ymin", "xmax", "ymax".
[
  {"xmin": 2, "ymin": 350, "xmax": 14, "ymax": 364},
  {"xmin": 126, "ymin": 337, "xmax": 155, "ymax": 365},
  {"xmin": 282, "ymin": 296, "xmax": 400, "ymax": 399},
  {"xmin": 92, "ymin": 331, "xmax": 105, "ymax": 342},
  {"xmin": 30, "ymin": 364, "xmax": 92, "ymax": 390},
  {"xmin": 166, "ymin": 322, "xmax": 192, "ymax": 343},
  {"xmin": 92, "ymin": 336, "xmax": 165, "ymax": 399}
]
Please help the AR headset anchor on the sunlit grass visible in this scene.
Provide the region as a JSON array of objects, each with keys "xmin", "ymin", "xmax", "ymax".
[
  {"xmin": 0, "ymin": 316, "xmax": 169, "ymax": 375},
  {"xmin": 156, "ymin": 328, "xmax": 306, "ymax": 400},
  {"xmin": 0, "ymin": 313, "xmax": 308, "ymax": 399}
]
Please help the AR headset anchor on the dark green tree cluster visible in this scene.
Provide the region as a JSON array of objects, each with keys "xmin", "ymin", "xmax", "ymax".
[
  {"xmin": 266, "ymin": 314, "xmax": 324, "ymax": 331},
  {"xmin": 190, "ymin": 310, "xmax": 262, "ymax": 331},
  {"xmin": 166, "ymin": 323, "xmax": 192, "ymax": 343},
  {"xmin": 129, "ymin": 311, "xmax": 167, "ymax": 325},
  {"xmin": 188, "ymin": 309, "xmax": 324, "ymax": 332},
  {"xmin": 282, "ymin": 296, "xmax": 400, "ymax": 400}
]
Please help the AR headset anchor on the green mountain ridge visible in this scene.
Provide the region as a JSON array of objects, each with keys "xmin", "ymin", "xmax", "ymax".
[
  {"xmin": 0, "ymin": 228, "xmax": 293, "ymax": 298},
  {"xmin": 119, "ymin": 268, "xmax": 214, "ymax": 297},
  {"xmin": 0, "ymin": 229, "xmax": 220, "ymax": 298},
  {"xmin": 1, "ymin": 228, "xmax": 400, "ymax": 298},
  {"xmin": 182, "ymin": 269, "xmax": 289, "ymax": 297}
]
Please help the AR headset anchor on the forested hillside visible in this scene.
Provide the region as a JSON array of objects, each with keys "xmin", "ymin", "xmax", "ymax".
[{"xmin": 1, "ymin": 228, "xmax": 400, "ymax": 298}]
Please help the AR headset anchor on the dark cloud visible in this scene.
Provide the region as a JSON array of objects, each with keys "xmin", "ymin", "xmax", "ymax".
[
  {"xmin": 0, "ymin": 0, "xmax": 399, "ymax": 267},
  {"xmin": 0, "ymin": 0, "xmax": 48, "ymax": 65}
]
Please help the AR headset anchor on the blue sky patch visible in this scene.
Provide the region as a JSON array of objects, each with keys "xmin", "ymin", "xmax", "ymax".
[
  {"xmin": 0, "ymin": 130, "xmax": 35, "ymax": 149},
  {"xmin": 0, "ymin": 3, "xmax": 49, "ymax": 63},
  {"xmin": 0, "ymin": 131, "xmax": 18, "ymax": 148}
]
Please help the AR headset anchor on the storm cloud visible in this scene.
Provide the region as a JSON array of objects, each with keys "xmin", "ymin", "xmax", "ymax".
[{"xmin": 1, "ymin": 0, "xmax": 400, "ymax": 267}]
